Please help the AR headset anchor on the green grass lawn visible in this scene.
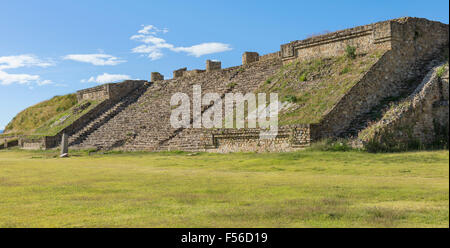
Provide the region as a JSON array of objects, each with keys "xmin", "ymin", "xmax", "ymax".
[{"xmin": 0, "ymin": 149, "xmax": 448, "ymax": 228}]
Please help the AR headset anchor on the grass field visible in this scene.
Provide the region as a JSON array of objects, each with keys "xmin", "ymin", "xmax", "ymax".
[{"xmin": 0, "ymin": 149, "xmax": 448, "ymax": 228}]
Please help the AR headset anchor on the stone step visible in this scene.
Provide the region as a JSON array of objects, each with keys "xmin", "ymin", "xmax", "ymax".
[{"xmin": 70, "ymin": 60, "xmax": 285, "ymax": 151}]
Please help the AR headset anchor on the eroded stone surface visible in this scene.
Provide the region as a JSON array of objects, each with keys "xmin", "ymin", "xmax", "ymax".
[{"xmin": 17, "ymin": 17, "xmax": 449, "ymax": 152}]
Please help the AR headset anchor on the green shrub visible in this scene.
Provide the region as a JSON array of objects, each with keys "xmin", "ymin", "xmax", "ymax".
[
  {"xmin": 345, "ymin": 45, "xmax": 357, "ymax": 59},
  {"xmin": 299, "ymin": 73, "xmax": 307, "ymax": 82},
  {"xmin": 227, "ymin": 82, "xmax": 237, "ymax": 88},
  {"xmin": 283, "ymin": 95, "xmax": 298, "ymax": 103},
  {"xmin": 436, "ymin": 63, "xmax": 447, "ymax": 78},
  {"xmin": 340, "ymin": 67, "xmax": 351, "ymax": 74}
]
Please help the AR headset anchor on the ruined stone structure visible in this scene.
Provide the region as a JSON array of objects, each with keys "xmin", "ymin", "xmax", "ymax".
[
  {"xmin": 0, "ymin": 136, "xmax": 18, "ymax": 150},
  {"xmin": 209, "ymin": 125, "xmax": 311, "ymax": 153},
  {"xmin": 242, "ymin": 52, "xmax": 260, "ymax": 64},
  {"xmin": 76, "ymin": 80, "xmax": 145, "ymax": 102},
  {"xmin": 358, "ymin": 62, "xmax": 449, "ymax": 150},
  {"xmin": 281, "ymin": 18, "xmax": 398, "ymax": 63},
  {"xmin": 173, "ymin": 67, "xmax": 187, "ymax": 78},
  {"xmin": 206, "ymin": 60, "xmax": 221, "ymax": 71},
  {"xmin": 18, "ymin": 17, "xmax": 449, "ymax": 152},
  {"xmin": 184, "ymin": 69, "xmax": 205, "ymax": 77},
  {"xmin": 151, "ymin": 72, "xmax": 164, "ymax": 82},
  {"xmin": 170, "ymin": 60, "xmax": 222, "ymax": 79},
  {"xmin": 311, "ymin": 17, "xmax": 448, "ymax": 139}
]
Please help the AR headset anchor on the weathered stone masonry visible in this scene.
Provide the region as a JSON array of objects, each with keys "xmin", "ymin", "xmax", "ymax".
[
  {"xmin": 242, "ymin": 51, "xmax": 281, "ymax": 65},
  {"xmin": 206, "ymin": 60, "xmax": 221, "ymax": 71},
  {"xmin": 76, "ymin": 80, "xmax": 146, "ymax": 102},
  {"xmin": 17, "ymin": 17, "xmax": 449, "ymax": 152},
  {"xmin": 280, "ymin": 18, "xmax": 395, "ymax": 63},
  {"xmin": 151, "ymin": 72, "xmax": 164, "ymax": 82},
  {"xmin": 208, "ymin": 125, "xmax": 311, "ymax": 153},
  {"xmin": 359, "ymin": 62, "xmax": 449, "ymax": 148},
  {"xmin": 20, "ymin": 80, "xmax": 147, "ymax": 149},
  {"xmin": 311, "ymin": 18, "xmax": 448, "ymax": 139}
]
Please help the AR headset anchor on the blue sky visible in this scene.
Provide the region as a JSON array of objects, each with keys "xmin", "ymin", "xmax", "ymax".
[{"xmin": 0, "ymin": 0, "xmax": 448, "ymax": 130}]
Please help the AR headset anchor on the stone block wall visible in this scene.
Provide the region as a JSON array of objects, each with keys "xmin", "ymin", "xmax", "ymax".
[
  {"xmin": 151, "ymin": 72, "xmax": 164, "ymax": 82},
  {"xmin": 76, "ymin": 84, "xmax": 109, "ymax": 102},
  {"xmin": 206, "ymin": 60, "xmax": 221, "ymax": 71},
  {"xmin": 108, "ymin": 80, "xmax": 147, "ymax": 100},
  {"xmin": 242, "ymin": 52, "xmax": 260, "ymax": 64},
  {"xmin": 208, "ymin": 125, "xmax": 311, "ymax": 153},
  {"xmin": 184, "ymin": 69, "xmax": 206, "ymax": 77},
  {"xmin": 23, "ymin": 17, "xmax": 445, "ymax": 153},
  {"xmin": 313, "ymin": 17, "xmax": 449, "ymax": 138},
  {"xmin": 21, "ymin": 142, "xmax": 42, "ymax": 150},
  {"xmin": 173, "ymin": 68, "xmax": 187, "ymax": 78},
  {"xmin": 280, "ymin": 19, "xmax": 395, "ymax": 63},
  {"xmin": 76, "ymin": 80, "xmax": 146, "ymax": 101},
  {"xmin": 259, "ymin": 51, "xmax": 281, "ymax": 62},
  {"xmin": 0, "ymin": 136, "xmax": 18, "ymax": 149},
  {"xmin": 20, "ymin": 135, "xmax": 63, "ymax": 150},
  {"xmin": 242, "ymin": 51, "xmax": 281, "ymax": 65},
  {"xmin": 20, "ymin": 136, "xmax": 47, "ymax": 150},
  {"xmin": 359, "ymin": 63, "xmax": 449, "ymax": 148}
]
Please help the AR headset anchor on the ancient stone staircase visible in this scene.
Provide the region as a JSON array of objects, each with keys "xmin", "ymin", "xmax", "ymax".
[
  {"xmin": 69, "ymin": 58, "xmax": 281, "ymax": 151},
  {"xmin": 153, "ymin": 60, "xmax": 282, "ymax": 152},
  {"xmin": 340, "ymin": 59, "xmax": 442, "ymax": 138},
  {"xmin": 341, "ymin": 93, "xmax": 411, "ymax": 138},
  {"xmin": 154, "ymin": 70, "xmax": 242, "ymax": 151},
  {"xmin": 69, "ymin": 85, "xmax": 148, "ymax": 148}
]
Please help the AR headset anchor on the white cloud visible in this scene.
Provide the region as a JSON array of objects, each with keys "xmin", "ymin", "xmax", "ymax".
[
  {"xmin": 137, "ymin": 25, "xmax": 168, "ymax": 35},
  {"xmin": 0, "ymin": 70, "xmax": 40, "ymax": 85},
  {"xmin": 138, "ymin": 25, "xmax": 155, "ymax": 34},
  {"xmin": 0, "ymin": 54, "xmax": 54, "ymax": 70},
  {"xmin": 172, "ymin": 43, "xmax": 232, "ymax": 57},
  {"xmin": 0, "ymin": 71, "xmax": 55, "ymax": 86},
  {"xmin": 131, "ymin": 35, "xmax": 170, "ymax": 46},
  {"xmin": 0, "ymin": 55, "xmax": 55, "ymax": 86},
  {"xmin": 82, "ymin": 73, "xmax": 132, "ymax": 84},
  {"xmin": 63, "ymin": 54, "xmax": 126, "ymax": 66},
  {"xmin": 130, "ymin": 25, "xmax": 232, "ymax": 60},
  {"xmin": 147, "ymin": 51, "xmax": 164, "ymax": 60},
  {"xmin": 131, "ymin": 45, "xmax": 165, "ymax": 60},
  {"xmin": 37, "ymin": 80, "xmax": 53, "ymax": 86}
]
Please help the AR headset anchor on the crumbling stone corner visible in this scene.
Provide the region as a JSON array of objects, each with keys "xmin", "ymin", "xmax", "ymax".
[
  {"xmin": 151, "ymin": 72, "xmax": 164, "ymax": 82},
  {"xmin": 173, "ymin": 68, "xmax": 187, "ymax": 78},
  {"xmin": 242, "ymin": 52, "xmax": 259, "ymax": 65},
  {"xmin": 206, "ymin": 60, "xmax": 221, "ymax": 71}
]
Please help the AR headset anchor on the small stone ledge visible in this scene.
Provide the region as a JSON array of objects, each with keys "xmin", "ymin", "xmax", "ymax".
[{"xmin": 210, "ymin": 125, "xmax": 311, "ymax": 152}]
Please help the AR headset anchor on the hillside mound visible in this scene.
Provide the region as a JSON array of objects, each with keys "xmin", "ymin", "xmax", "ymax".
[{"xmin": 4, "ymin": 94, "xmax": 78, "ymax": 135}]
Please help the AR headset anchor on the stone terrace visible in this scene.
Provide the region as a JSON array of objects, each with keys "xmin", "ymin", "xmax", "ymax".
[
  {"xmin": 19, "ymin": 17, "xmax": 446, "ymax": 152},
  {"xmin": 70, "ymin": 58, "xmax": 282, "ymax": 151}
]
